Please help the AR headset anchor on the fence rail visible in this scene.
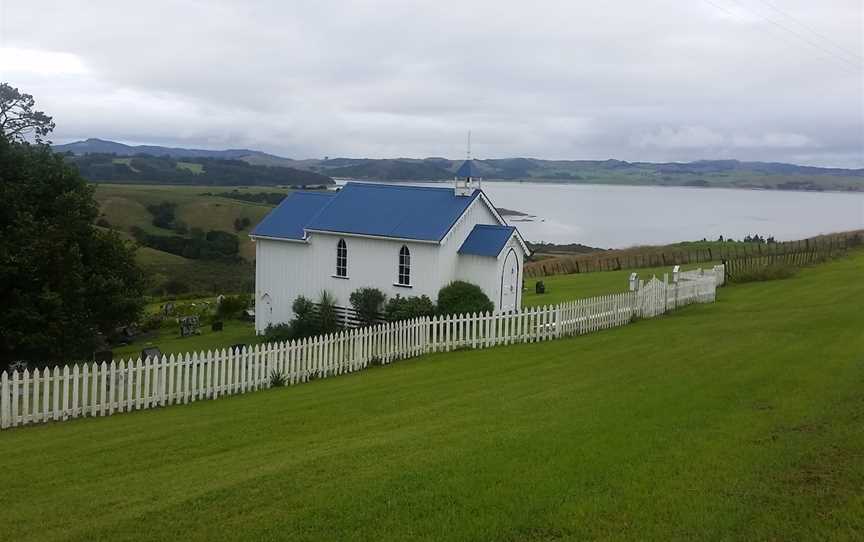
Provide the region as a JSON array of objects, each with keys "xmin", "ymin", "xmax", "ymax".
[
  {"xmin": 525, "ymin": 231, "xmax": 858, "ymax": 278},
  {"xmin": 0, "ymin": 266, "xmax": 724, "ymax": 430}
]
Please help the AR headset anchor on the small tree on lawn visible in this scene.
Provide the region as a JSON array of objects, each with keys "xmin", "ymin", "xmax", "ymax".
[
  {"xmin": 349, "ymin": 287, "xmax": 386, "ymax": 326},
  {"xmin": 317, "ymin": 290, "xmax": 340, "ymax": 334}
]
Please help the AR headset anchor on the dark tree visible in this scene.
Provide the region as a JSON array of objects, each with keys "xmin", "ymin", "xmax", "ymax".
[
  {"xmin": 0, "ymin": 137, "xmax": 146, "ymax": 367},
  {"xmin": 0, "ymin": 83, "xmax": 56, "ymax": 143}
]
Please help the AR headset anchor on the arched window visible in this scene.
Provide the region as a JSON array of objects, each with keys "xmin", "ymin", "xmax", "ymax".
[
  {"xmin": 336, "ymin": 239, "xmax": 347, "ymax": 277},
  {"xmin": 398, "ymin": 245, "xmax": 411, "ymax": 285}
]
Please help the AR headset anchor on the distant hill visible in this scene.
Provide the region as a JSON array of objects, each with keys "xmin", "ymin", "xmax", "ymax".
[
  {"xmin": 63, "ymin": 152, "xmax": 333, "ymax": 187},
  {"xmin": 54, "ymin": 138, "xmax": 292, "ymax": 163},
  {"xmin": 324, "ymin": 159, "xmax": 453, "ymax": 181},
  {"xmin": 54, "ymin": 139, "xmax": 864, "ymax": 191}
]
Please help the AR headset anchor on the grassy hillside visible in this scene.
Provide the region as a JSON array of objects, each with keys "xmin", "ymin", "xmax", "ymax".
[
  {"xmin": 93, "ymin": 184, "xmax": 287, "ymax": 293},
  {"xmin": 2, "ymin": 252, "xmax": 862, "ymax": 540}
]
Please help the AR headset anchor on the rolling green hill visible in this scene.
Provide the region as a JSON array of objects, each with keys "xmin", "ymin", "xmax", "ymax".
[
  {"xmin": 93, "ymin": 184, "xmax": 291, "ymax": 294},
  {"xmin": 1, "ymin": 252, "xmax": 862, "ymax": 540},
  {"xmin": 55, "ymin": 139, "xmax": 864, "ymax": 191}
]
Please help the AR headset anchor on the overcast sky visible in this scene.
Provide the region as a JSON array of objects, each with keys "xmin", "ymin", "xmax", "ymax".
[{"xmin": 1, "ymin": 0, "xmax": 862, "ymax": 167}]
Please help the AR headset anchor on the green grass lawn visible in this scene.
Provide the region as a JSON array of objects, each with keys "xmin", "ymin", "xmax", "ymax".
[
  {"xmin": 111, "ymin": 319, "xmax": 258, "ymax": 360},
  {"xmin": 523, "ymin": 261, "xmax": 717, "ymax": 306},
  {"xmin": 2, "ymin": 253, "xmax": 862, "ymax": 541},
  {"xmin": 176, "ymin": 161, "xmax": 204, "ymax": 174}
]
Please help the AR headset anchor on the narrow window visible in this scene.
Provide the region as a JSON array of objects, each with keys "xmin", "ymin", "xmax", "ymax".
[
  {"xmin": 398, "ymin": 245, "xmax": 411, "ymax": 285},
  {"xmin": 336, "ymin": 239, "xmax": 347, "ymax": 277}
]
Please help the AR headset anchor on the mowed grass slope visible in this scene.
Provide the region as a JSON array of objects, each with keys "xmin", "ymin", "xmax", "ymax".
[{"xmin": 2, "ymin": 253, "xmax": 863, "ymax": 541}]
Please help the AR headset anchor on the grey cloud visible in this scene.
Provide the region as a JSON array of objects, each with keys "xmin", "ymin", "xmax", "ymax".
[{"xmin": 2, "ymin": 0, "xmax": 862, "ymax": 166}]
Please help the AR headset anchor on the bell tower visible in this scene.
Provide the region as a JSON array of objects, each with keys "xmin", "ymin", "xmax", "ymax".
[{"xmin": 454, "ymin": 131, "xmax": 481, "ymax": 196}]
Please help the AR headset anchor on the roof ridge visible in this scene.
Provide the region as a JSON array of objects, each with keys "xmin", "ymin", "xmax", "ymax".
[
  {"xmin": 344, "ymin": 181, "xmax": 471, "ymax": 194},
  {"xmin": 473, "ymin": 224, "xmax": 514, "ymax": 229}
]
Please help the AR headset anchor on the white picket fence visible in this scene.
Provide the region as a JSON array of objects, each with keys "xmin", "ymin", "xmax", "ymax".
[
  {"xmin": 0, "ymin": 266, "xmax": 723, "ymax": 430},
  {"xmin": 678, "ymin": 264, "xmax": 726, "ymax": 287}
]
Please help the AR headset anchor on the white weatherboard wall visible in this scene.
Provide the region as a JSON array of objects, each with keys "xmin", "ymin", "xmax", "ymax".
[
  {"xmin": 1, "ymin": 266, "xmax": 723, "ymax": 431},
  {"xmin": 254, "ymin": 194, "xmax": 518, "ymax": 333}
]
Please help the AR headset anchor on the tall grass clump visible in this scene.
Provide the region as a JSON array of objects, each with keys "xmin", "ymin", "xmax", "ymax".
[{"xmin": 731, "ymin": 263, "xmax": 798, "ymax": 283}]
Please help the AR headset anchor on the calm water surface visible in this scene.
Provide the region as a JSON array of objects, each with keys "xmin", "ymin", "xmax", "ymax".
[{"xmin": 342, "ymin": 181, "xmax": 864, "ymax": 249}]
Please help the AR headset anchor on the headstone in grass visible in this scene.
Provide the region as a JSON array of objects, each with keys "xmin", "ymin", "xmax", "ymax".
[
  {"xmin": 141, "ymin": 346, "xmax": 162, "ymax": 362},
  {"xmin": 535, "ymin": 281, "xmax": 545, "ymax": 294},
  {"xmin": 212, "ymin": 321, "xmax": 224, "ymax": 332},
  {"xmin": 179, "ymin": 315, "xmax": 201, "ymax": 337}
]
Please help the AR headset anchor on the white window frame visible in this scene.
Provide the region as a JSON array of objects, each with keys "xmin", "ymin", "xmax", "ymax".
[
  {"xmin": 334, "ymin": 238, "xmax": 348, "ymax": 278},
  {"xmin": 396, "ymin": 245, "xmax": 411, "ymax": 287}
]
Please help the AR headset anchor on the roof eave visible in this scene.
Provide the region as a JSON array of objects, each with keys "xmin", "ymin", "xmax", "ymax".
[
  {"xmin": 304, "ymin": 228, "xmax": 440, "ymax": 244},
  {"xmin": 249, "ymin": 233, "xmax": 309, "ymax": 244}
]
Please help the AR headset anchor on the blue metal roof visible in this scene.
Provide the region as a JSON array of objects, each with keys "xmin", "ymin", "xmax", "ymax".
[
  {"xmin": 250, "ymin": 191, "xmax": 335, "ymax": 240},
  {"xmin": 305, "ymin": 182, "xmax": 479, "ymax": 241},
  {"xmin": 253, "ymin": 182, "xmax": 481, "ymax": 242},
  {"xmin": 458, "ymin": 224, "xmax": 516, "ymax": 257},
  {"xmin": 455, "ymin": 159, "xmax": 482, "ymax": 178}
]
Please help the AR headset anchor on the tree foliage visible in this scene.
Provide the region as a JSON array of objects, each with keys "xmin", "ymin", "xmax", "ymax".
[
  {"xmin": 0, "ymin": 83, "xmax": 55, "ymax": 144},
  {"xmin": 437, "ymin": 281, "xmax": 494, "ymax": 316},
  {"xmin": 349, "ymin": 288, "xmax": 386, "ymax": 326},
  {"xmin": 0, "ymin": 137, "xmax": 146, "ymax": 367},
  {"xmin": 317, "ymin": 290, "xmax": 340, "ymax": 334}
]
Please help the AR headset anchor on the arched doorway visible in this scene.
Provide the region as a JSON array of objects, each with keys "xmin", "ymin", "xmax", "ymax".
[{"xmin": 500, "ymin": 249, "xmax": 519, "ymax": 312}]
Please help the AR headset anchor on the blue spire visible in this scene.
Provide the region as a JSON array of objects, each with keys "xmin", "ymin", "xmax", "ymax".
[{"xmin": 456, "ymin": 159, "xmax": 481, "ymax": 178}]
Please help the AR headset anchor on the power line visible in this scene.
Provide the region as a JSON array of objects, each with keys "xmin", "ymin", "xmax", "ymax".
[
  {"xmin": 754, "ymin": 0, "xmax": 863, "ymax": 64},
  {"xmin": 725, "ymin": 0, "xmax": 863, "ymax": 72},
  {"xmin": 701, "ymin": 0, "xmax": 864, "ymax": 74}
]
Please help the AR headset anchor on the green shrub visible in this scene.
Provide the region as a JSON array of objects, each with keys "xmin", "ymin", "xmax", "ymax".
[
  {"xmin": 263, "ymin": 323, "xmax": 293, "ymax": 342},
  {"xmin": 290, "ymin": 295, "xmax": 319, "ymax": 338},
  {"xmin": 349, "ymin": 287, "xmax": 386, "ymax": 326},
  {"xmin": 141, "ymin": 313, "xmax": 163, "ymax": 332},
  {"xmin": 437, "ymin": 281, "xmax": 494, "ymax": 315},
  {"xmin": 731, "ymin": 263, "xmax": 798, "ymax": 283},
  {"xmin": 384, "ymin": 294, "xmax": 436, "ymax": 322},
  {"xmin": 269, "ymin": 369, "xmax": 287, "ymax": 387},
  {"xmin": 216, "ymin": 294, "xmax": 249, "ymax": 320},
  {"xmin": 317, "ymin": 290, "xmax": 340, "ymax": 334}
]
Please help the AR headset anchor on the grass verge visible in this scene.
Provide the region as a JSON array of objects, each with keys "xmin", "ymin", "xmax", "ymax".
[{"xmin": 1, "ymin": 252, "xmax": 862, "ymax": 541}]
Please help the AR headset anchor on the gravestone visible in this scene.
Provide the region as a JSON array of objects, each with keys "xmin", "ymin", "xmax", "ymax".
[
  {"xmin": 211, "ymin": 321, "xmax": 224, "ymax": 332},
  {"xmin": 179, "ymin": 315, "xmax": 201, "ymax": 337},
  {"xmin": 535, "ymin": 281, "xmax": 546, "ymax": 294},
  {"xmin": 215, "ymin": 294, "xmax": 225, "ymax": 306},
  {"xmin": 141, "ymin": 346, "xmax": 162, "ymax": 362},
  {"xmin": 8, "ymin": 360, "xmax": 28, "ymax": 373},
  {"xmin": 162, "ymin": 302, "xmax": 175, "ymax": 316}
]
